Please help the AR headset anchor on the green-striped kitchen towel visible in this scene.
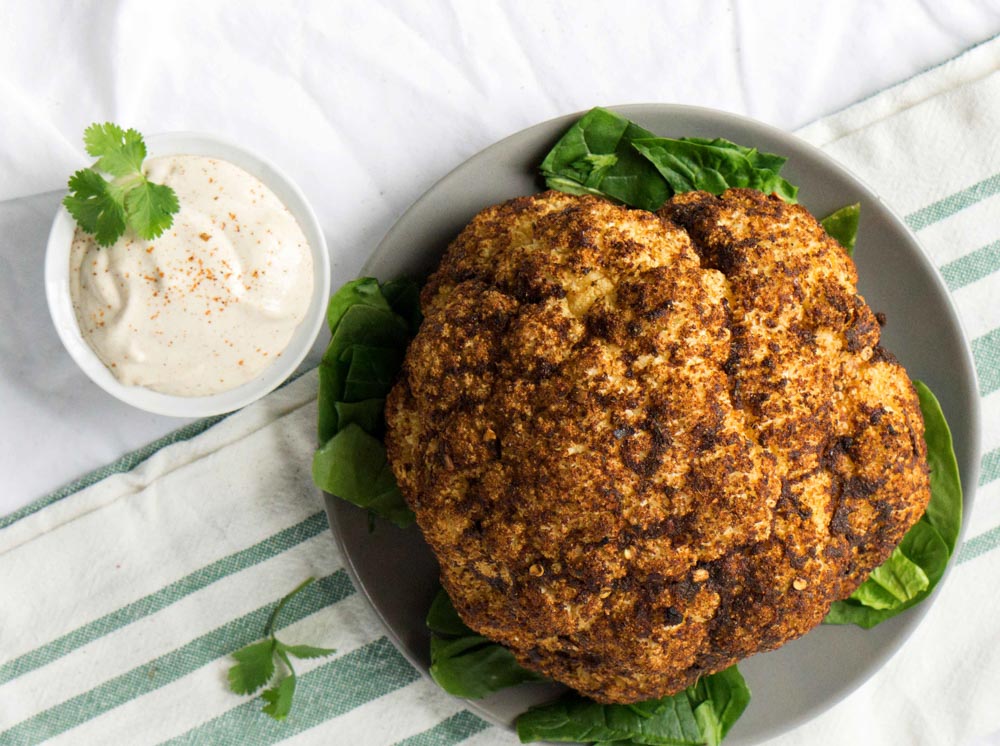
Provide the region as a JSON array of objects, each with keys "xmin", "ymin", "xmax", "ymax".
[{"xmin": 2, "ymin": 37, "xmax": 1000, "ymax": 746}]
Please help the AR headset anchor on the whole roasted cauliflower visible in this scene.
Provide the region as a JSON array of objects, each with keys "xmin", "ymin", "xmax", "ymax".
[{"xmin": 384, "ymin": 188, "xmax": 930, "ymax": 704}]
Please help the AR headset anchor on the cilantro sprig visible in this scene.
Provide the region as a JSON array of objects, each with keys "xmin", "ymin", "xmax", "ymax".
[
  {"xmin": 63, "ymin": 122, "xmax": 180, "ymax": 247},
  {"xmin": 227, "ymin": 577, "xmax": 336, "ymax": 721}
]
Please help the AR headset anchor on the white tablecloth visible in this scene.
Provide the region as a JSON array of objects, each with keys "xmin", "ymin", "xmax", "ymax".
[{"xmin": 3, "ymin": 0, "xmax": 1000, "ymax": 507}]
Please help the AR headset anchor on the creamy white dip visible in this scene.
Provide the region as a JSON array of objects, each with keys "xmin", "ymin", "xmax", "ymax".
[{"xmin": 69, "ymin": 155, "xmax": 314, "ymax": 397}]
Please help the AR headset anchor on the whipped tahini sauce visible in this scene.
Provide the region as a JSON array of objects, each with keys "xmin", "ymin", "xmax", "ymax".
[{"xmin": 70, "ymin": 155, "xmax": 314, "ymax": 396}]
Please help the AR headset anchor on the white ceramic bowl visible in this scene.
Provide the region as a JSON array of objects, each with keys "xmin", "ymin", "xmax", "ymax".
[{"xmin": 45, "ymin": 132, "xmax": 330, "ymax": 417}]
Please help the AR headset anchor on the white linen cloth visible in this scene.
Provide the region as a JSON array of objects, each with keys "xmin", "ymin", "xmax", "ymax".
[{"xmin": 2, "ymin": 13, "xmax": 1000, "ymax": 746}]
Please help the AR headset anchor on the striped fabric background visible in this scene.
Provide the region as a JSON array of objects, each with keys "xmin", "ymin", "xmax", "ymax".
[{"xmin": 2, "ymin": 38, "xmax": 999, "ymax": 746}]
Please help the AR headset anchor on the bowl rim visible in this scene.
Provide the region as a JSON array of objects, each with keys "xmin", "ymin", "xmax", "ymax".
[
  {"xmin": 44, "ymin": 131, "xmax": 330, "ymax": 417},
  {"xmin": 330, "ymin": 102, "xmax": 982, "ymax": 744}
]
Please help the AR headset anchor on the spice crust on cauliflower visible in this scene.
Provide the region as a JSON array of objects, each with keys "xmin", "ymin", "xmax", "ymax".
[{"xmin": 384, "ymin": 189, "xmax": 931, "ymax": 704}]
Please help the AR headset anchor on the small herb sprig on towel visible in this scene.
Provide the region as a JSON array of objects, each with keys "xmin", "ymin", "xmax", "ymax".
[
  {"xmin": 228, "ymin": 577, "xmax": 336, "ymax": 721},
  {"xmin": 63, "ymin": 122, "xmax": 180, "ymax": 246}
]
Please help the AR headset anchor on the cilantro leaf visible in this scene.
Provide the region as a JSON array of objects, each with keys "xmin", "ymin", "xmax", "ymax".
[
  {"xmin": 125, "ymin": 180, "xmax": 180, "ymax": 239},
  {"xmin": 63, "ymin": 169, "xmax": 127, "ymax": 247},
  {"xmin": 83, "ymin": 122, "xmax": 147, "ymax": 177},
  {"xmin": 226, "ymin": 577, "xmax": 336, "ymax": 722},
  {"xmin": 261, "ymin": 676, "xmax": 296, "ymax": 721},
  {"xmin": 83, "ymin": 122, "xmax": 127, "ymax": 155},
  {"xmin": 228, "ymin": 639, "xmax": 277, "ymax": 695},
  {"xmin": 65, "ymin": 122, "xmax": 179, "ymax": 247}
]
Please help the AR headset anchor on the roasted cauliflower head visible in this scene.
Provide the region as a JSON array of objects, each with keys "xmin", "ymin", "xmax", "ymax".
[{"xmin": 384, "ymin": 189, "xmax": 931, "ymax": 704}]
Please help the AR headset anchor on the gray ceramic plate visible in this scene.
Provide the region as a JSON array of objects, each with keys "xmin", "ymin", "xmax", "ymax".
[{"xmin": 325, "ymin": 104, "xmax": 981, "ymax": 744}]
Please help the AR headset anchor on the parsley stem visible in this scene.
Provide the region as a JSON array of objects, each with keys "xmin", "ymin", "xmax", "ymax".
[{"xmin": 264, "ymin": 576, "xmax": 316, "ymax": 637}]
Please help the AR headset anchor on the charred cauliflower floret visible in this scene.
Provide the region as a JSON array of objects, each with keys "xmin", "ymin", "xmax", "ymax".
[{"xmin": 384, "ymin": 189, "xmax": 931, "ymax": 704}]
